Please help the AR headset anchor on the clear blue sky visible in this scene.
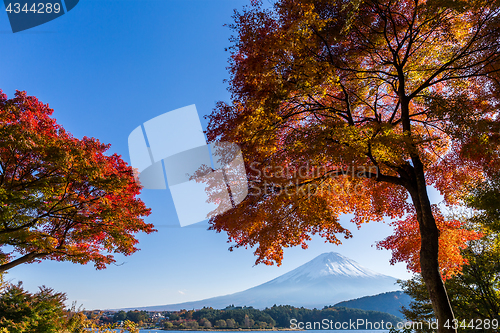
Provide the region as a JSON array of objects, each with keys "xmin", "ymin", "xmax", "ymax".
[{"xmin": 0, "ymin": 0, "xmax": 432, "ymax": 310}]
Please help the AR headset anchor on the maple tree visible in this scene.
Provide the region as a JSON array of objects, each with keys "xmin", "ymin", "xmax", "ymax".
[
  {"xmin": 400, "ymin": 174, "xmax": 500, "ymax": 324},
  {"xmin": 205, "ymin": 0, "xmax": 500, "ymax": 331},
  {"xmin": 376, "ymin": 206, "xmax": 482, "ymax": 280},
  {"xmin": 0, "ymin": 90, "xmax": 154, "ymax": 273},
  {"xmin": 401, "ymin": 238, "xmax": 500, "ymax": 326}
]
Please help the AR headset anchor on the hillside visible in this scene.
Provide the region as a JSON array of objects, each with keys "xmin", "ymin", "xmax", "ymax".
[{"xmin": 334, "ymin": 291, "xmax": 412, "ymax": 318}]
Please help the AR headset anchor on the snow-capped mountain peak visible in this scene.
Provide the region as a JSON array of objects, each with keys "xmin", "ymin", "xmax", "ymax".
[
  {"xmin": 270, "ymin": 252, "xmax": 385, "ymax": 283},
  {"xmin": 124, "ymin": 252, "xmax": 399, "ymax": 311}
]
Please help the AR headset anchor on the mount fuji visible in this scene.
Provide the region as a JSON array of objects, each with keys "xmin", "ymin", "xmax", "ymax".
[{"xmin": 124, "ymin": 252, "xmax": 400, "ymax": 311}]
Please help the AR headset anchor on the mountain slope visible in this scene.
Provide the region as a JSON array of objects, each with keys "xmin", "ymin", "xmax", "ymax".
[
  {"xmin": 334, "ymin": 291, "xmax": 412, "ymax": 318},
  {"xmin": 120, "ymin": 252, "xmax": 400, "ymax": 311}
]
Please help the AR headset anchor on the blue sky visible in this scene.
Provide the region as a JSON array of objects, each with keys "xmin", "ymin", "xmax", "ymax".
[{"xmin": 0, "ymin": 0, "xmax": 431, "ymax": 310}]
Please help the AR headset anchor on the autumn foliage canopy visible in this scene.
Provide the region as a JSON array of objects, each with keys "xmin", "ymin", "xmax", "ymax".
[
  {"xmin": 376, "ymin": 206, "xmax": 482, "ymax": 280},
  {"xmin": 206, "ymin": 1, "xmax": 500, "ymax": 328},
  {"xmin": 0, "ymin": 90, "xmax": 154, "ymax": 273},
  {"xmin": 207, "ymin": 0, "xmax": 499, "ymax": 265}
]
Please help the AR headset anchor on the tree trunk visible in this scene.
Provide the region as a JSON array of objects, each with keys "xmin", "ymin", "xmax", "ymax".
[{"xmin": 408, "ymin": 158, "xmax": 457, "ymax": 333}]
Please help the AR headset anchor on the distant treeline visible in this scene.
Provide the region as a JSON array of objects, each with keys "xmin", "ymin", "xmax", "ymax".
[{"xmin": 111, "ymin": 304, "xmax": 402, "ymax": 330}]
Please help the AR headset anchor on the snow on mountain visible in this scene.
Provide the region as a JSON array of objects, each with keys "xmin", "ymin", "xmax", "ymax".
[
  {"xmin": 119, "ymin": 252, "xmax": 400, "ymax": 311},
  {"xmin": 271, "ymin": 252, "xmax": 385, "ymax": 282}
]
